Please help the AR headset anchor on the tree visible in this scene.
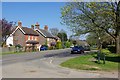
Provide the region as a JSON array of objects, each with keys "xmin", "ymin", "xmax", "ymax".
[
  {"xmin": 86, "ymin": 33, "xmax": 97, "ymax": 45},
  {"xmin": 49, "ymin": 28, "xmax": 59, "ymax": 36},
  {"xmin": 57, "ymin": 32, "xmax": 67, "ymax": 42},
  {"xmin": 1, "ymin": 19, "xmax": 14, "ymax": 46},
  {"xmin": 86, "ymin": 32, "xmax": 115, "ymax": 48},
  {"xmin": 61, "ymin": 2, "xmax": 120, "ymax": 53}
]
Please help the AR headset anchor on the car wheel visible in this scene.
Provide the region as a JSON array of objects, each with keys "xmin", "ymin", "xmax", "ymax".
[
  {"xmin": 80, "ymin": 51, "xmax": 84, "ymax": 54},
  {"xmin": 71, "ymin": 51, "xmax": 73, "ymax": 54}
]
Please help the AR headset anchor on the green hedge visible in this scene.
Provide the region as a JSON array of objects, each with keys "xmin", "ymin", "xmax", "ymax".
[
  {"xmin": 101, "ymin": 49, "xmax": 111, "ymax": 55},
  {"xmin": 107, "ymin": 45, "xmax": 116, "ymax": 53}
]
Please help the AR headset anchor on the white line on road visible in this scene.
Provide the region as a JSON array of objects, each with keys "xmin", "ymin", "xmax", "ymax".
[{"xmin": 50, "ymin": 60, "xmax": 53, "ymax": 63}]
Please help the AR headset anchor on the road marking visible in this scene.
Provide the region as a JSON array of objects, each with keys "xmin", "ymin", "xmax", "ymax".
[
  {"xmin": 50, "ymin": 60, "xmax": 52, "ymax": 63},
  {"xmin": 40, "ymin": 58, "xmax": 46, "ymax": 60}
]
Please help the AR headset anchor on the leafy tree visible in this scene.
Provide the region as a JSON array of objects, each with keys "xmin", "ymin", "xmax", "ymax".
[
  {"xmin": 86, "ymin": 33, "xmax": 97, "ymax": 46},
  {"xmin": 61, "ymin": 2, "xmax": 120, "ymax": 53},
  {"xmin": 57, "ymin": 31, "xmax": 68, "ymax": 42},
  {"xmin": 86, "ymin": 32, "xmax": 115, "ymax": 48},
  {"xmin": 49, "ymin": 28, "xmax": 59, "ymax": 36},
  {"xmin": 1, "ymin": 19, "xmax": 15, "ymax": 47},
  {"xmin": 0, "ymin": 20, "xmax": 2, "ymax": 45}
]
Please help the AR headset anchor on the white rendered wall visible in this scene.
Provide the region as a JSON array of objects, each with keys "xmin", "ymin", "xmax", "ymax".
[{"xmin": 6, "ymin": 35, "xmax": 13, "ymax": 46}]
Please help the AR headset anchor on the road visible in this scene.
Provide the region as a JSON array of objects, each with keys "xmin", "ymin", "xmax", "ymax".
[{"xmin": 0, "ymin": 48, "xmax": 118, "ymax": 78}]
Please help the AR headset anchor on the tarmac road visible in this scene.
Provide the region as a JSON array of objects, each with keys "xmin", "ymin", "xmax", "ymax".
[{"xmin": 0, "ymin": 49, "xmax": 118, "ymax": 78}]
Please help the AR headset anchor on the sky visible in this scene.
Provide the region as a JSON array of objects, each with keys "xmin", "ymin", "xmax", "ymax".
[{"xmin": 2, "ymin": 2, "xmax": 87, "ymax": 40}]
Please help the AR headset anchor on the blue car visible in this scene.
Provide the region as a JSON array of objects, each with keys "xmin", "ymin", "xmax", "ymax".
[
  {"xmin": 40, "ymin": 45, "xmax": 48, "ymax": 51},
  {"xmin": 71, "ymin": 46, "xmax": 84, "ymax": 54}
]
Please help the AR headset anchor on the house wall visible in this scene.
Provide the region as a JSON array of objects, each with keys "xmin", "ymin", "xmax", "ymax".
[
  {"xmin": 6, "ymin": 35, "xmax": 13, "ymax": 46},
  {"xmin": 38, "ymin": 33, "xmax": 46, "ymax": 46},
  {"xmin": 47, "ymin": 38, "xmax": 56, "ymax": 47},
  {"xmin": 35, "ymin": 30, "xmax": 56, "ymax": 48},
  {"xmin": 25, "ymin": 35, "xmax": 39, "ymax": 47},
  {"xmin": 13, "ymin": 29, "xmax": 25, "ymax": 47}
]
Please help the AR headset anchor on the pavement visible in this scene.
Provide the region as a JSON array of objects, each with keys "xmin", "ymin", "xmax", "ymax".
[{"xmin": 0, "ymin": 48, "xmax": 118, "ymax": 78}]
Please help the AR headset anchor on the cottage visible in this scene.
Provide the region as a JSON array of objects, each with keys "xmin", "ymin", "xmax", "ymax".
[
  {"xmin": 6, "ymin": 21, "xmax": 39, "ymax": 49},
  {"xmin": 6, "ymin": 21, "xmax": 57, "ymax": 50},
  {"xmin": 34, "ymin": 22, "xmax": 56, "ymax": 47}
]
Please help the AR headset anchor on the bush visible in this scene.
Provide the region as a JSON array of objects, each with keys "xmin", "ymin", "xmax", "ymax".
[
  {"xmin": 65, "ymin": 41, "xmax": 71, "ymax": 48},
  {"xmin": 49, "ymin": 46, "xmax": 55, "ymax": 50},
  {"xmin": 56, "ymin": 41, "xmax": 62, "ymax": 49},
  {"xmin": 15, "ymin": 44, "xmax": 22, "ymax": 48},
  {"xmin": 107, "ymin": 45, "xmax": 116, "ymax": 53},
  {"xmin": 101, "ymin": 49, "xmax": 111, "ymax": 55},
  {"xmin": 15, "ymin": 44, "xmax": 23, "ymax": 52}
]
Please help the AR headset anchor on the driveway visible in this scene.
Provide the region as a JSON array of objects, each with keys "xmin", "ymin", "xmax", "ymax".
[{"xmin": 1, "ymin": 49, "xmax": 118, "ymax": 78}]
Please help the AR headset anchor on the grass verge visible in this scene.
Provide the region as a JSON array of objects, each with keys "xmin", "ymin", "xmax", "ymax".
[
  {"xmin": 0, "ymin": 51, "xmax": 25, "ymax": 55},
  {"xmin": 60, "ymin": 53, "xmax": 119, "ymax": 71}
]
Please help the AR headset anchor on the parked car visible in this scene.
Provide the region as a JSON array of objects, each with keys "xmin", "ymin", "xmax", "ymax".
[
  {"xmin": 70, "ymin": 45, "xmax": 74, "ymax": 48},
  {"xmin": 40, "ymin": 45, "xmax": 48, "ymax": 51},
  {"xmin": 71, "ymin": 46, "xmax": 84, "ymax": 54}
]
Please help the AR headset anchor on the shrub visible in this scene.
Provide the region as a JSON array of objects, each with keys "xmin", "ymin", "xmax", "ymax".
[
  {"xmin": 65, "ymin": 41, "xmax": 71, "ymax": 48},
  {"xmin": 50, "ymin": 42, "xmax": 56, "ymax": 46},
  {"xmin": 49, "ymin": 46, "xmax": 55, "ymax": 50},
  {"xmin": 15, "ymin": 44, "xmax": 22, "ymax": 48},
  {"xmin": 56, "ymin": 41, "xmax": 62, "ymax": 49},
  {"xmin": 107, "ymin": 45, "xmax": 116, "ymax": 53},
  {"xmin": 101, "ymin": 49, "xmax": 111, "ymax": 55}
]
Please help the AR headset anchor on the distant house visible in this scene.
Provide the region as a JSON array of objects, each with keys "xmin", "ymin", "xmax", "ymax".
[
  {"xmin": 76, "ymin": 40, "xmax": 90, "ymax": 47},
  {"xmin": 6, "ymin": 21, "xmax": 39, "ymax": 47},
  {"xmin": 34, "ymin": 22, "xmax": 56, "ymax": 47}
]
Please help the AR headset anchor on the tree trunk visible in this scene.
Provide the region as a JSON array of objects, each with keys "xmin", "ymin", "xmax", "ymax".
[
  {"xmin": 115, "ymin": 1, "xmax": 120, "ymax": 54},
  {"xmin": 116, "ymin": 35, "xmax": 120, "ymax": 54}
]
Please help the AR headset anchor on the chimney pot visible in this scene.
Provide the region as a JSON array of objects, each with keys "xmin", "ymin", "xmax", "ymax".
[
  {"xmin": 18, "ymin": 21, "xmax": 22, "ymax": 27},
  {"xmin": 31, "ymin": 25, "xmax": 34, "ymax": 29},
  {"xmin": 35, "ymin": 22, "xmax": 40, "ymax": 29},
  {"xmin": 44, "ymin": 25, "xmax": 48, "ymax": 31}
]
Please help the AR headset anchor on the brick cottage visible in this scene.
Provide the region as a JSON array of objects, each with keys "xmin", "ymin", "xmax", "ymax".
[{"xmin": 6, "ymin": 21, "xmax": 57, "ymax": 50}]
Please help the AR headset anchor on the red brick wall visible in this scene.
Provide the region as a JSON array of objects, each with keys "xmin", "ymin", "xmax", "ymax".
[
  {"xmin": 13, "ymin": 29, "xmax": 25, "ymax": 47},
  {"xmin": 13, "ymin": 29, "xmax": 39, "ymax": 47},
  {"xmin": 38, "ymin": 33, "xmax": 46, "ymax": 46}
]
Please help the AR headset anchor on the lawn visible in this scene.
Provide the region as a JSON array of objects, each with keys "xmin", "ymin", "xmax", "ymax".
[
  {"xmin": 60, "ymin": 53, "xmax": 119, "ymax": 71},
  {"xmin": 0, "ymin": 51, "xmax": 24, "ymax": 55}
]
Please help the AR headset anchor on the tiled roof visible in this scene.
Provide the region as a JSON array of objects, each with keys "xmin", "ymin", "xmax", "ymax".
[
  {"xmin": 22, "ymin": 27, "xmax": 39, "ymax": 36},
  {"xmin": 37, "ymin": 29, "xmax": 54, "ymax": 38}
]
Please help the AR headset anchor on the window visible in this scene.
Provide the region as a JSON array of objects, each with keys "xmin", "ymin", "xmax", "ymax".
[
  {"xmin": 47, "ymin": 38, "xmax": 50, "ymax": 41},
  {"xmin": 28, "ymin": 36, "xmax": 30, "ymax": 40},
  {"xmin": 32, "ymin": 36, "xmax": 34, "ymax": 40},
  {"xmin": 35, "ymin": 37, "xmax": 37, "ymax": 40}
]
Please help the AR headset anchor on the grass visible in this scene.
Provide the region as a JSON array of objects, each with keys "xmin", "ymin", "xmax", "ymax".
[
  {"xmin": 60, "ymin": 53, "xmax": 119, "ymax": 71},
  {"xmin": 0, "ymin": 51, "xmax": 25, "ymax": 55}
]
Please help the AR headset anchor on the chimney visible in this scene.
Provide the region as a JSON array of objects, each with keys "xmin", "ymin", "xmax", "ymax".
[
  {"xmin": 44, "ymin": 25, "xmax": 48, "ymax": 31},
  {"xmin": 18, "ymin": 21, "xmax": 22, "ymax": 27},
  {"xmin": 31, "ymin": 25, "xmax": 34, "ymax": 29},
  {"xmin": 35, "ymin": 22, "xmax": 40, "ymax": 29}
]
